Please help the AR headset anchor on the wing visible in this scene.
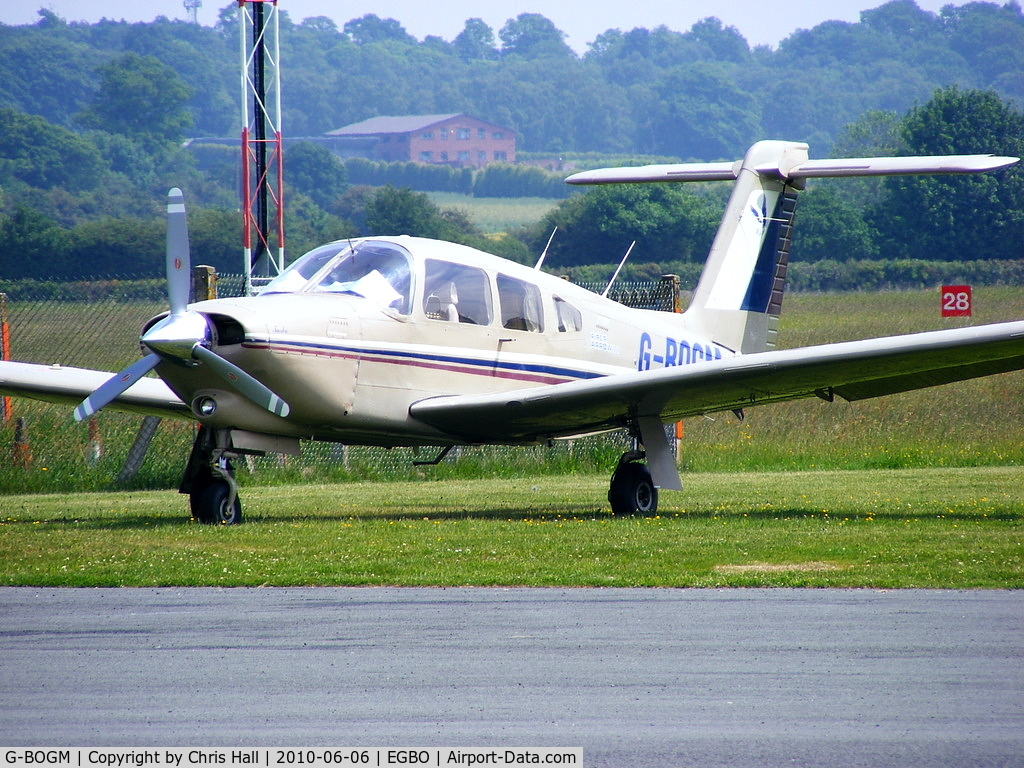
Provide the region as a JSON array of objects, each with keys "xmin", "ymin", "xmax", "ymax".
[
  {"xmin": 0, "ymin": 360, "xmax": 190, "ymax": 419},
  {"xmin": 409, "ymin": 321, "xmax": 1024, "ymax": 443}
]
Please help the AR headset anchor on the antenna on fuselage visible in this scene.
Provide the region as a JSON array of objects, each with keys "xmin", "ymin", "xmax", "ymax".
[
  {"xmin": 533, "ymin": 227, "xmax": 558, "ymax": 271},
  {"xmin": 601, "ymin": 241, "xmax": 636, "ymax": 298}
]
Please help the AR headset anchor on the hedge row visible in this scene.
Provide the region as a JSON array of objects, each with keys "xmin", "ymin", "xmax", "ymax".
[{"xmin": 343, "ymin": 158, "xmax": 572, "ymax": 199}]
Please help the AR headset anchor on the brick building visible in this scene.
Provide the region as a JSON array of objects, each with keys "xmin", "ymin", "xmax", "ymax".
[{"xmin": 325, "ymin": 113, "xmax": 516, "ymax": 168}]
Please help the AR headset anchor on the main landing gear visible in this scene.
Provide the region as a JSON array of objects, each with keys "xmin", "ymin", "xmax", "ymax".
[
  {"xmin": 608, "ymin": 449, "xmax": 658, "ymax": 516},
  {"xmin": 180, "ymin": 427, "xmax": 243, "ymax": 525}
]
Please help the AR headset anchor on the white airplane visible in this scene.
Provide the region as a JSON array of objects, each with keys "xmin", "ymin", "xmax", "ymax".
[{"xmin": 1, "ymin": 140, "xmax": 1021, "ymax": 524}]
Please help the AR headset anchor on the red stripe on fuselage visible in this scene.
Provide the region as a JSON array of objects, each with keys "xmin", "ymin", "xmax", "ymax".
[{"xmin": 243, "ymin": 342, "xmax": 575, "ymax": 386}]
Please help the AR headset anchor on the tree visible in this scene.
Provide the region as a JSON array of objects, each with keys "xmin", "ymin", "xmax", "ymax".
[
  {"xmin": 454, "ymin": 18, "xmax": 497, "ymax": 61},
  {"xmin": 0, "ymin": 205, "xmax": 72, "ymax": 279},
  {"xmin": 63, "ymin": 216, "xmax": 163, "ymax": 277},
  {"xmin": 870, "ymin": 86, "xmax": 1024, "ymax": 261},
  {"xmin": 364, "ymin": 185, "xmax": 447, "ymax": 238},
  {"xmin": 77, "ymin": 52, "xmax": 193, "ymax": 150},
  {"xmin": 535, "ymin": 185, "xmax": 718, "ymax": 267},
  {"xmin": 791, "ymin": 186, "xmax": 878, "ymax": 262},
  {"xmin": 499, "ymin": 14, "xmax": 575, "ymax": 59},
  {"xmin": 286, "ymin": 142, "xmax": 348, "ymax": 209},
  {"xmin": 0, "ymin": 108, "xmax": 106, "ymax": 192},
  {"xmin": 684, "ymin": 17, "xmax": 750, "ymax": 63},
  {"xmin": 648, "ymin": 62, "xmax": 761, "ymax": 160},
  {"xmin": 343, "ymin": 14, "xmax": 416, "ymax": 45}
]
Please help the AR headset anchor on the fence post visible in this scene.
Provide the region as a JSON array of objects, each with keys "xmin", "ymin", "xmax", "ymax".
[
  {"xmin": 13, "ymin": 417, "xmax": 31, "ymax": 469},
  {"xmin": 660, "ymin": 274, "xmax": 681, "ymax": 313},
  {"xmin": 116, "ymin": 415, "xmax": 161, "ymax": 484},
  {"xmin": 1, "ymin": 292, "xmax": 10, "ymax": 423},
  {"xmin": 192, "ymin": 265, "xmax": 219, "ymax": 302},
  {"xmin": 659, "ymin": 275, "xmax": 684, "ymax": 456}
]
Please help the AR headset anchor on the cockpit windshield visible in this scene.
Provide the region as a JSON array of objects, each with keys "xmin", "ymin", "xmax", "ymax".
[{"xmin": 263, "ymin": 240, "xmax": 413, "ymax": 314}]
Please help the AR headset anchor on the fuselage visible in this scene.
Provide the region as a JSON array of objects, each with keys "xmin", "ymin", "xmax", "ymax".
[{"xmin": 153, "ymin": 236, "xmax": 735, "ymax": 446}]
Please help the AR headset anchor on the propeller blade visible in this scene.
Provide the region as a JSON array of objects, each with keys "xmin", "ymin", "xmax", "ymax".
[
  {"xmin": 191, "ymin": 345, "xmax": 290, "ymax": 418},
  {"xmin": 73, "ymin": 353, "xmax": 161, "ymax": 422},
  {"xmin": 166, "ymin": 187, "xmax": 190, "ymax": 317}
]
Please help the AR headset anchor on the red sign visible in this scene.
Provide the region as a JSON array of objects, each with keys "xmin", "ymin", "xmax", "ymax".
[{"xmin": 941, "ymin": 285, "xmax": 972, "ymax": 317}]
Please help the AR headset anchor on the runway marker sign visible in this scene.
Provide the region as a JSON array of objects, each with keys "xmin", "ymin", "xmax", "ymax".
[{"xmin": 941, "ymin": 285, "xmax": 972, "ymax": 317}]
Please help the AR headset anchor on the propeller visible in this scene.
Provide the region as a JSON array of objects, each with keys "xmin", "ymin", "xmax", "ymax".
[{"xmin": 73, "ymin": 188, "xmax": 290, "ymax": 421}]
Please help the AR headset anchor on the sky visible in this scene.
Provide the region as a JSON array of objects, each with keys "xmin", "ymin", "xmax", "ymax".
[{"xmin": 0, "ymin": 0, "xmax": 967, "ymax": 53}]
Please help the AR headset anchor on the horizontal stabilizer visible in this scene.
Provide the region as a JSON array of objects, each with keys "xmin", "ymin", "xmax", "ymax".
[
  {"xmin": 566, "ymin": 162, "xmax": 738, "ymax": 185},
  {"xmin": 786, "ymin": 154, "xmax": 1019, "ymax": 179},
  {"xmin": 566, "ymin": 153, "xmax": 1018, "ymax": 185}
]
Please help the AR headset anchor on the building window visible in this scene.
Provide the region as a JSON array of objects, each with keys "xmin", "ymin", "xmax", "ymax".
[
  {"xmin": 477, "ymin": 151, "xmax": 487, "ymax": 163},
  {"xmin": 494, "ymin": 151, "xmax": 507, "ymax": 162},
  {"xmin": 421, "ymin": 132, "xmax": 434, "ymax": 140},
  {"xmin": 457, "ymin": 128, "xmax": 471, "ymax": 140},
  {"xmin": 440, "ymin": 152, "xmax": 448, "ymax": 161},
  {"xmin": 440, "ymin": 129, "xmax": 448, "ymax": 140},
  {"xmin": 457, "ymin": 151, "xmax": 470, "ymax": 162},
  {"xmin": 478, "ymin": 128, "xmax": 486, "ymax": 140},
  {"xmin": 419, "ymin": 151, "xmax": 432, "ymax": 162},
  {"xmin": 492, "ymin": 132, "xmax": 504, "ymax": 140}
]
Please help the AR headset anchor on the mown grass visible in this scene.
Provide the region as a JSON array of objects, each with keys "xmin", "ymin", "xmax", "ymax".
[
  {"xmin": 426, "ymin": 192, "xmax": 560, "ymax": 233},
  {"xmin": 1, "ymin": 468, "xmax": 1021, "ymax": 588}
]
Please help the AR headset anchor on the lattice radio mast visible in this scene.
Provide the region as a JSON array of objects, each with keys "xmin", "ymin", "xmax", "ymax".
[
  {"xmin": 182, "ymin": 0, "xmax": 202, "ymax": 24},
  {"xmin": 238, "ymin": 0, "xmax": 285, "ymax": 295}
]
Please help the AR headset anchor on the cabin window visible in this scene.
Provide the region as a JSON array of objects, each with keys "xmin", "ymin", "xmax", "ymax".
[
  {"xmin": 302, "ymin": 240, "xmax": 413, "ymax": 314},
  {"xmin": 498, "ymin": 274, "xmax": 544, "ymax": 332},
  {"xmin": 423, "ymin": 259, "xmax": 492, "ymax": 325},
  {"xmin": 554, "ymin": 297, "xmax": 582, "ymax": 332}
]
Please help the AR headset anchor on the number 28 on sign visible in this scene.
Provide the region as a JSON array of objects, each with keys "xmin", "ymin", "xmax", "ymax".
[{"xmin": 941, "ymin": 285, "xmax": 972, "ymax": 317}]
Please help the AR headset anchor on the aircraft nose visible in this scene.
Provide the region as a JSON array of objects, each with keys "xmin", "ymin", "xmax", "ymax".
[{"xmin": 141, "ymin": 310, "xmax": 209, "ymax": 361}]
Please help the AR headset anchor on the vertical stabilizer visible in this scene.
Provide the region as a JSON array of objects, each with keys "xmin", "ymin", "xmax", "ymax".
[{"xmin": 684, "ymin": 140, "xmax": 805, "ymax": 354}]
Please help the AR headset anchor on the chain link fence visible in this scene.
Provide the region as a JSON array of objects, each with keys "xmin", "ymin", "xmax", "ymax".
[{"xmin": 1, "ymin": 273, "xmax": 680, "ymax": 491}]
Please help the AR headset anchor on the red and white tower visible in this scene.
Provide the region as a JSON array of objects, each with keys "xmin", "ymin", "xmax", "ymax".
[{"xmin": 238, "ymin": 0, "xmax": 284, "ymax": 295}]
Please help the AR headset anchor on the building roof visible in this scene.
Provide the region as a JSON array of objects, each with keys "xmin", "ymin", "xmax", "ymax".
[
  {"xmin": 326, "ymin": 113, "xmax": 513, "ymax": 137},
  {"xmin": 326, "ymin": 114, "xmax": 462, "ymax": 137}
]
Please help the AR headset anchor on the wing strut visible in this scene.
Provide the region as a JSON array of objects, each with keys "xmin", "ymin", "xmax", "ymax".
[{"xmin": 638, "ymin": 416, "xmax": 683, "ymax": 490}]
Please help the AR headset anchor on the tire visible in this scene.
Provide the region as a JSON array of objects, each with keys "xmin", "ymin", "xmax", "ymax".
[
  {"xmin": 608, "ymin": 462, "xmax": 658, "ymax": 515},
  {"xmin": 196, "ymin": 480, "xmax": 243, "ymax": 525}
]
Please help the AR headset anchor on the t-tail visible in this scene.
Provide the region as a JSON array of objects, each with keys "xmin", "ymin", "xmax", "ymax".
[{"xmin": 567, "ymin": 140, "xmax": 1017, "ymax": 355}]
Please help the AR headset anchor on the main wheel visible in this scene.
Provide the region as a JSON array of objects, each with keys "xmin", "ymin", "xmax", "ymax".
[
  {"xmin": 608, "ymin": 461, "xmax": 658, "ymax": 515},
  {"xmin": 196, "ymin": 480, "xmax": 243, "ymax": 525}
]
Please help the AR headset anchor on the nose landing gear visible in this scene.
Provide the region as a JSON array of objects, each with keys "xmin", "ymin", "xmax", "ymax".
[{"xmin": 180, "ymin": 426, "xmax": 243, "ymax": 525}]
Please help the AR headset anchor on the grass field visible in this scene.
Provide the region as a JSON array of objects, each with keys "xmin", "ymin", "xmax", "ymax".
[
  {"xmin": 426, "ymin": 192, "xmax": 560, "ymax": 232},
  {"xmin": 1, "ymin": 468, "xmax": 1021, "ymax": 588}
]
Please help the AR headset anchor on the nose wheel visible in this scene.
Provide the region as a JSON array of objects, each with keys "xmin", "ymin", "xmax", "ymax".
[
  {"xmin": 181, "ymin": 427, "xmax": 244, "ymax": 525},
  {"xmin": 608, "ymin": 451, "xmax": 658, "ymax": 515},
  {"xmin": 195, "ymin": 475, "xmax": 242, "ymax": 525}
]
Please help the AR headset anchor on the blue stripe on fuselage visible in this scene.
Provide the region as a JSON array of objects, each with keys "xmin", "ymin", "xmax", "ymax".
[{"xmin": 244, "ymin": 337, "xmax": 606, "ymax": 381}]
